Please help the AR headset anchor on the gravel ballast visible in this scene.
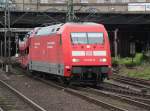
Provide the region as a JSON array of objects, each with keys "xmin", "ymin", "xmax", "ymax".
[{"xmin": 0, "ymin": 69, "xmax": 109, "ymax": 111}]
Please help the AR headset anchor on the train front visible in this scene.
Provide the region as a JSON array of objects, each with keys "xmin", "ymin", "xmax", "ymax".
[{"xmin": 62, "ymin": 23, "xmax": 112, "ymax": 84}]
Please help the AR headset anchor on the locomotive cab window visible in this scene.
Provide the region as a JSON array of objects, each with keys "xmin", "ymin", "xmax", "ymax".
[
  {"xmin": 88, "ymin": 33, "xmax": 104, "ymax": 44},
  {"xmin": 71, "ymin": 32, "xmax": 104, "ymax": 44},
  {"xmin": 71, "ymin": 33, "xmax": 87, "ymax": 44}
]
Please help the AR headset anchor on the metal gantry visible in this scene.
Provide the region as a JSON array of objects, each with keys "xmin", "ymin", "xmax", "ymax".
[
  {"xmin": 66, "ymin": 0, "xmax": 76, "ymax": 22},
  {"xmin": 4, "ymin": 0, "xmax": 11, "ymax": 72}
]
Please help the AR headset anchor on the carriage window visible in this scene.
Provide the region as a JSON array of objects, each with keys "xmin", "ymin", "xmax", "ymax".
[
  {"xmin": 71, "ymin": 33, "xmax": 87, "ymax": 44},
  {"xmin": 87, "ymin": 33, "xmax": 104, "ymax": 44},
  {"xmin": 71, "ymin": 32, "xmax": 104, "ymax": 44}
]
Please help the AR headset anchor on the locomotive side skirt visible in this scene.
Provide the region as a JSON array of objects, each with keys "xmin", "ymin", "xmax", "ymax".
[{"xmin": 29, "ymin": 61, "xmax": 64, "ymax": 76}]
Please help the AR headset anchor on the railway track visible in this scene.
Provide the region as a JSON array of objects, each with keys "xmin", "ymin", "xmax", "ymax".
[
  {"xmin": 99, "ymin": 82, "xmax": 150, "ymax": 99},
  {"xmin": 33, "ymin": 75, "xmax": 150, "ymax": 111},
  {"xmin": 100, "ymin": 82, "xmax": 141, "ymax": 94},
  {"xmin": 115, "ymin": 94, "xmax": 150, "ymax": 105},
  {"xmin": 34, "ymin": 77, "xmax": 128, "ymax": 111},
  {"xmin": 9, "ymin": 66, "xmax": 150, "ymax": 111},
  {"xmin": 0, "ymin": 79, "xmax": 47, "ymax": 111},
  {"xmin": 1, "ymin": 67, "xmax": 125, "ymax": 111},
  {"xmin": 112, "ymin": 74, "xmax": 150, "ymax": 92},
  {"xmin": 79, "ymin": 87, "xmax": 150, "ymax": 110},
  {"xmin": 114, "ymin": 74, "xmax": 150, "ymax": 85},
  {"xmin": 0, "ymin": 107, "xmax": 4, "ymax": 111},
  {"xmin": 112, "ymin": 74, "xmax": 150, "ymax": 85}
]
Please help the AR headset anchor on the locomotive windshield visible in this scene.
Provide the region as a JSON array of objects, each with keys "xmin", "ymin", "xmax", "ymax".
[{"xmin": 71, "ymin": 32, "xmax": 104, "ymax": 44}]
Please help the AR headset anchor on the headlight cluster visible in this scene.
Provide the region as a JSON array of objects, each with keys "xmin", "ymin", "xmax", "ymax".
[
  {"xmin": 72, "ymin": 58, "xmax": 80, "ymax": 62},
  {"xmin": 100, "ymin": 58, "xmax": 107, "ymax": 62}
]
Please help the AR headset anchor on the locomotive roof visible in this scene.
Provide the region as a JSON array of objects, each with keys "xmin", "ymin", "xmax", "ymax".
[
  {"xmin": 63, "ymin": 22, "xmax": 102, "ymax": 27},
  {"xmin": 35, "ymin": 22, "xmax": 103, "ymax": 36},
  {"xmin": 36, "ymin": 24, "xmax": 63, "ymax": 36}
]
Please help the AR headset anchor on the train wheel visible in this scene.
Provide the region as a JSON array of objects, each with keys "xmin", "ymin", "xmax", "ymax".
[
  {"xmin": 64, "ymin": 80, "xmax": 70, "ymax": 86},
  {"xmin": 92, "ymin": 81, "xmax": 98, "ymax": 87},
  {"xmin": 59, "ymin": 77, "xmax": 70, "ymax": 86},
  {"xmin": 58, "ymin": 77, "xmax": 64, "ymax": 84},
  {"xmin": 26, "ymin": 65, "xmax": 32, "ymax": 76},
  {"xmin": 100, "ymin": 74, "xmax": 105, "ymax": 83}
]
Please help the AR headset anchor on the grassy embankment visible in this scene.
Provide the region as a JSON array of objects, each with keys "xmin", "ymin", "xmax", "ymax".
[{"xmin": 112, "ymin": 53, "xmax": 150, "ymax": 80}]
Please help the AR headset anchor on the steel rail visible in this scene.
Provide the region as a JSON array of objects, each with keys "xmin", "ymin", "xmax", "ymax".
[
  {"xmin": 113, "ymin": 78, "xmax": 150, "ymax": 90},
  {"xmin": 101, "ymin": 82, "xmax": 142, "ymax": 92},
  {"xmin": 99, "ymin": 82, "xmax": 144, "ymax": 97},
  {"xmin": 113, "ymin": 74, "xmax": 150, "ymax": 86},
  {"xmin": 116, "ymin": 94, "xmax": 150, "ymax": 105},
  {"xmin": 35, "ymin": 77, "xmax": 128, "ymax": 111},
  {"xmin": 0, "ymin": 107, "xmax": 4, "ymax": 111},
  {"xmin": 84, "ymin": 87, "xmax": 150, "ymax": 110},
  {"xmin": 11, "ymin": 67, "xmax": 147, "ymax": 111},
  {"xmin": 16, "ymin": 67, "xmax": 148, "ymax": 111},
  {"xmin": 101, "ymin": 81, "xmax": 150, "ymax": 100},
  {"xmin": 0, "ymin": 80, "xmax": 47, "ymax": 111}
]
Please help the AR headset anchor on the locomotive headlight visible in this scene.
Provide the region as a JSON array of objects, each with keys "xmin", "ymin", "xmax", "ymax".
[
  {"xmin": 102, "ymin": 58, "xmax": 107, "ymax": 62},
  {"xmin": 72, "ymin": 58, "xmax": 80, "ymax": 62},
  {"xmin": 100, "ymin": 58, "xmax": 107, "ymax": 62}
]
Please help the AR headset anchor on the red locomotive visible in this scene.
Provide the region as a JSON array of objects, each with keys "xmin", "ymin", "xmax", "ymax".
[{"xmin": 19, "ymin": 23, "xmax": 112, "ymax": 85}]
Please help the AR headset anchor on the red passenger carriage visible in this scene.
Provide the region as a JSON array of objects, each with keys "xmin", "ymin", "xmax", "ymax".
[{"xmin": 19, "ymin": 23, "xmax": 112, "ymax": 84}]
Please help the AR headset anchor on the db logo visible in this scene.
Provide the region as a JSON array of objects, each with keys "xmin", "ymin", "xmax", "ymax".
[{"xmin": 85, "ymin": 51, "xmax": 93, "ymax": 56}]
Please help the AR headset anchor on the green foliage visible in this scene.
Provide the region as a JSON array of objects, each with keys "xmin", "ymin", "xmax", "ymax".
[
  {"xmin": 134, "ymin": 53, "xmax": 144, "ymax": 65},
  {"xmin": 127, "ymin": 72, "xmax": 150, "ymax": 80},
  {"xmin": 112, "ymin": 53, "xmax": 144, "ymax": 67},
  {"xmin": 119, "ymin": 58, "xmax": 135, "ymax": 67},
  {"xmin": 113, "ymin": 53, "xmax": 150, "ymax": 80},
  {"xmin": 121, "ymin": 63, "xmax": 150, "ymax": 80},
  {"xmin": 112, "ymin": 57, "xmax": 119, "ymax": 67}
]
